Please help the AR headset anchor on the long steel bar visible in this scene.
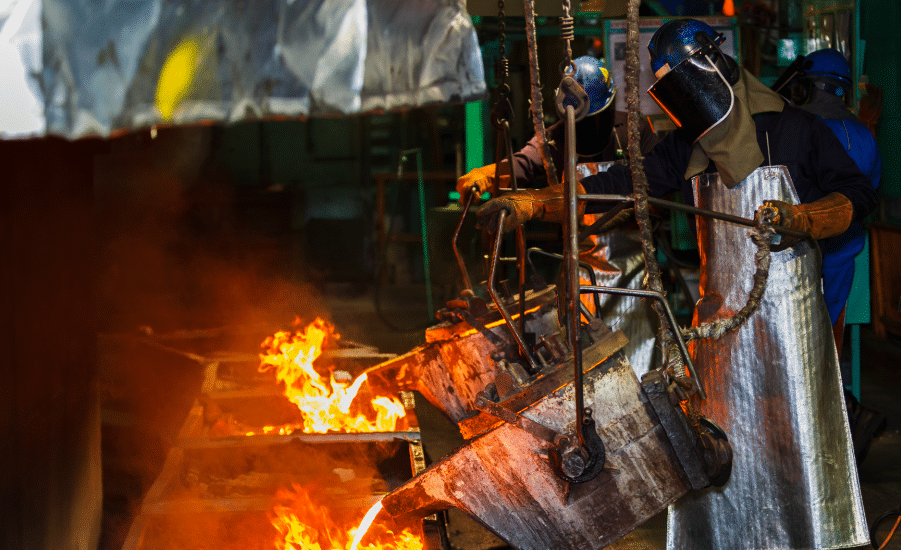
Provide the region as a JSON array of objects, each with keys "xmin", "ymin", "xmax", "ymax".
[
  {"xmin": 577, "ymin": 194, "xmax": 810, "ymax": 241},
  {"xmin": 452, "ymin": 187, "xmax": 478, "ymax": 291},
  {"xmin": 526, "ymin": 247, "xmax": 602, "ymax": 314},
  {"xmin": 488, "ymin": 210, "xmax": 540, "ymax": 372},
  {"xmin": 580, "ymin": 284, "xmax": 706, "ymax": 399},
  {"xmin": 563, "ymin": 103, "xmax": 587, "ymax": 448},
  {"xmin": 502, "ymin": 119, "xmax": 528, "ymax": 339},
  {"xmin": 521, "ymin": 0, "xmax": 559, "ymax": 188}
]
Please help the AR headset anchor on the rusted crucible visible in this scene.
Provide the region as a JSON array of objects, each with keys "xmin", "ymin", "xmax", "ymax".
[
  {"xmin": 366, "ymin": 285, "xmax": 564, "ymax": 424},
  {"xmin": 381, "ymin": 331, "xmax": 716, "ymax": 550}
]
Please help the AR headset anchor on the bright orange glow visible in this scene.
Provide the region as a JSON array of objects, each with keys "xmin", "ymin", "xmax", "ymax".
[
  {"xmin": 349, "ymin": 501, "xmax": 384, "ymax": 550},
  {"xmin": 648, "ymin": 90, "xmax": 683, "ymax": 129},
  {"xmin": 457, "ymin": 304, "xmax": 543, "ymax": 338},
  {"xmin": 722, "ymin": 0, "xmax": 736, "ymax": 16},
  {"xmin": 254, "ymin": 318, "xmax": 406, "ymax": 435},
  {"xmin": 269, "ymin": 484, "xmax": 423, "ymax": 550}
]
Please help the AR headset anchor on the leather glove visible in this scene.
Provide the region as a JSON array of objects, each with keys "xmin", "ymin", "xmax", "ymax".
[
  {"xmin": 455, "ymin": 164, "xmax": 511, "ymax": 204},
  {"xmin": 760, "ymin": 192, "xmax": 854, "ymax": 247},
  {"xmin": 476, "ymin": 182, "xmax": 585, "ymax": 233}
]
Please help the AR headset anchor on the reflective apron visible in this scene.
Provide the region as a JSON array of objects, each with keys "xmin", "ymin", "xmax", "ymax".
[
  {"xmin": 667, "ymin": 166, "xmax": 867, "ymax": 550},
  {"xmin": 576, "ymin": 162, "xmax": 660, "ymax": 378}
]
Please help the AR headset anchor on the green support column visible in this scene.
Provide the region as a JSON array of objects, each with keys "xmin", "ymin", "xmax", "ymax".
[
  {"xmin": 861, "ymin": 0, "xmax": 901, "ymax": 198},
  {"xmin": 465, "ymin": 101, "xmax": 487, "ymax": 172}
]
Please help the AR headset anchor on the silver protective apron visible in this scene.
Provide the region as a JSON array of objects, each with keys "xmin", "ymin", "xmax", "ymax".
[
  {"xmin": 576, "ymin": 162, "xmax": 660, "ymax": 378},
  {"xmin": 667, "ymin": 166, "xmax": 867, "ymax": 550}
]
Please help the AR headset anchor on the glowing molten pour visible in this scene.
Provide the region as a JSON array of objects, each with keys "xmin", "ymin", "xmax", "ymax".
[
  {"xmin": 270, "ymin": 484, "xmax": 423, "ymax": 550},
  {"xmin": 256, "ymin": 318, "xmax": 406, "ymax": 434}
]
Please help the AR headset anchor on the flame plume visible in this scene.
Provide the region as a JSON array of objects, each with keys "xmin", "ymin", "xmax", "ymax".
[
  {"xmin": 269, "ymin": 484, "xmax": 423, "ymax": 550},
  {"xmin": 255, "ymin": 318, "xmax": 406, "ymax": 434}
]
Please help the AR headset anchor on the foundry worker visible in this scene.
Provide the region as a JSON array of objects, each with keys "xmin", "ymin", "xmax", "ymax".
[
  {"xmin": 455, "ymin": 55, "xmax": 658, "ymax": 200},
  {"xmin": 456, "ymin": 56, "xmax": 662, "ymax": 377},
  {"xmin": 779, "ymin": 48, "xmax": 886, "ymax": 463},
  {"xmin": 779, "ymin": 48, "xmax": 882, "ymax": 350},
  {"xmin": 477, "ymin": 18, "xmax": 874, "ymax": 550}
]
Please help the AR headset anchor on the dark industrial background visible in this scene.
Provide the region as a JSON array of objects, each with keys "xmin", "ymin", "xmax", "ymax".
[{"xmin": 2, "ymin": 0, "xmax": 901, "ymax": 548}]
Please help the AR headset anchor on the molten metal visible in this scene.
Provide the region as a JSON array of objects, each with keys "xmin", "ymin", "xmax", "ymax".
[
  {"xmin": 256, "ymin": 318, "xmax": 406, "ymax": 434},
  {"xmin": 269, "ymin": 485, "xmax": 422, "ymax": 550}
]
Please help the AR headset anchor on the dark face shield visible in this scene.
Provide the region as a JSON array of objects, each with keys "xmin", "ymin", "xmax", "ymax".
[{"xmin": 647, "ymin": 55, "xmax": 734, "ymax": 143}]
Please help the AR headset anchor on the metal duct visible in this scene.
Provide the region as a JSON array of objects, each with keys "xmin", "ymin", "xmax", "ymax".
[{"xmin": 0, "ymin": 0, "xmax": 486, "ymax": 139}]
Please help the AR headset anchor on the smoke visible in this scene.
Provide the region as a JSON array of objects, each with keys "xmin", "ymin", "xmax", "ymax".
[{"xmin": 94, "ymin": 125, "xmax": 325, "ymax": 335}]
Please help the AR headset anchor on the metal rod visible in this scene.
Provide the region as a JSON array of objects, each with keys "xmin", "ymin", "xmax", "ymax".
[
  {"xmin": 576, "ymin": 200, "xmax": 632, "ymax": 242},
  {"xmin": 526, "ymin": 247, "xmax": 602, "ymax": 315},
  {"xmin": 577, "ymin": 194, "xmax": 810, "ymax": 241},
  {"xmin": 521, "ymin": 0, "xmax": 559, "ymax": 188},
  {"xmin": 580, "ymin": 285, "xmax": 707, "ymax": 400},
  {"xmin": 564, "ymin": 104, "xmax": 586, "ymax": 447},
  {"xmin": 401, "ymin": 148, "xmax": 436, "ymax": 318},
  {"xmin": 501, "ymin": 120, "xmax": 528, "ymax": 339},
  {"xmin": 488, "ymin": 210, "xmax": 540, "ymax": 372},
  {"xmin": 452, "ymin": 187, "xmax": 478, "ymax": 291}
]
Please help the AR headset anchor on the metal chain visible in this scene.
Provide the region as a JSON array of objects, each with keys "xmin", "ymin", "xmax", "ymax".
[
  {"xmin": 680, "ymin": 207, "xmax": 777, "ymax": 342},
  {"xmin": 496, "ymin": 0, "xmax": 508, "ymax": 91},
  {"xmin": 560, "ymin": 0, "xmax": 574, "ymax": 74}
]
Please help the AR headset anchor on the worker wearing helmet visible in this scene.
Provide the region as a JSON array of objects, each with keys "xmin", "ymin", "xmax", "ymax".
[
  {"xmin": 478, "ymin": 18, "xmax": 874, "ymax": 550},
  {"xmin": 782, "ymin": 48, "xmax": 883, "ymax": 350},
  {"xmin": 456, "ymin": 56, "xmax": 662, "ymax": 377},
  {"xmin": 779, "ymin": 48, "xmax": 886, "ymax": 464},
  {"xmin": 456, "ymin": 56, "xmax": 658, "ymax": 201}
]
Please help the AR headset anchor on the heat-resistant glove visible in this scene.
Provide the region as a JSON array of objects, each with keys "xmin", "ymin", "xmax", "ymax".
[
  {"xmin": 455, "ymin": 164, "xmax": 513, "ymax": 204},
  {"xmin": 476, "ymin": 182, "xmax": 585, "ymax": 232},
  {"xmin": 760, "ymin": 192, "xmax": 854, "ymax": 247}
]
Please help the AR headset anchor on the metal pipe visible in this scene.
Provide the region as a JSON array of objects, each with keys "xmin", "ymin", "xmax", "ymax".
[
  {"xmin": 521, "ymin": 0, "xmax": 559, "ymax": 188},
  {"xmin": 563, "ymin": 103, "xmax": 586, "ymax": 447},
  {"xmin": 502, "ymin": 119, "xmax": 528, "ymax": 339},
  {"xmin": 580, "ymin": 285, "xmax": 707, "ymax": 400},
  {"xmin": 577, "ymin": 200, "xmax": 632, "ymax": 242},
  {"xmin": 577, "ymin": 194, "xmax": 811, "ymax": 241},
  {"xmin": 452, "ymin": 186, "xmax": 478, "ymax": 292},
  {"xmin": 487, "ymin": 210, "xmax": 540, "ymax": 372},
  {"xmin": 400, "ymin": 148, "xmax": 435, "ymax": 318},
  {"xmin": 526, "ymin": 247, "xmax": 602, "ymax": 315}
]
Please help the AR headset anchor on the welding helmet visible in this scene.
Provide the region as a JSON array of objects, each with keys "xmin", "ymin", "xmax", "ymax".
[
  {"xmin": 804, "ymin": 48, "xmax": 852, "ymax": 97},
  {"xmin": 646, "ymin": 19, "xmax": 739, "ymax": 143},
  {"xmin": 557, "ymin": 56, "xmax": 618, "ymax": 156}
]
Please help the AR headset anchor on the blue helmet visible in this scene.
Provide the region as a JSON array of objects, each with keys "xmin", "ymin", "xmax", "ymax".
[
  {"xmin": 804, "ymin": 48, "xmax": 852, "ymax": 90},
  {"xmin": 646, "ymin": 19, "xmax": 738, "ymax": 143},
  {"xmin": 648, "ymin": 19, "xmax": 725, "ymax": 74},
  {"xmin": 558, "ymin": 56, "xmax": 616, "ymax": 117}
]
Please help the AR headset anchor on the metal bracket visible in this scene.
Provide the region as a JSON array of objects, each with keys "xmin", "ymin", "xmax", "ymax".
[{"xmin": 474, "ymin": 395, "xmax": 561, "ymax": 444}]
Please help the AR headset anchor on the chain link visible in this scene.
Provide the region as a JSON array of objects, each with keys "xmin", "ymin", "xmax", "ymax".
[
  {"xmin": 560, "ymin": 0, "xmax": 574, "ymax": 72},
  {"xmin": 496, "ymin": 0, "xmax": 508, "ymax": 91}
]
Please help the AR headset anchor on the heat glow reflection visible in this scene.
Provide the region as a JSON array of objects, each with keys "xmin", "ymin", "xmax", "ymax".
[
  {"xmin": 252, "ymin": 318, "xmax": 406, "ymax": 435},
  {"xmin": 269, "ymin": 484, "xmax": 423, "ymax": 550}
]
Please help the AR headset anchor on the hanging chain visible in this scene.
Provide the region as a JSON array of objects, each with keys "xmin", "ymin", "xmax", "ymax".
[
  {"xmin": 496, "ymin": 0, "xmax": 508, "ymax": 91},
  {"xmin": 560, "ymin": 0, "xmax": 574, "ymax": 75},
  {"xmin": 491, "ymin": 0, "xmax": 513, "ymax": 129}
]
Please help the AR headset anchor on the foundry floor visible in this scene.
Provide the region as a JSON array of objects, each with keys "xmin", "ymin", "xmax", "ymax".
[{"xmin": 325, "ymin": 284, "xmax": 901, "ymax": 550}]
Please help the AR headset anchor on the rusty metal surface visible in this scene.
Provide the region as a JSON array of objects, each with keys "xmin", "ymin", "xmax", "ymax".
[
  {"xmin": 383, "ymin": 354, "xmax": 697, "ymax": 550},
  {"xmin": 365, "ymin": 285, "xmax": 565, "ymax": 424},
  {"xmin": 120, "ymin": 333, "xmax": 441, "ymax": 550},
  {"xmin": 641, "ymin": 371, "xmax": 709, "ymax": 491},
  {"xmin": 458, "ymin": 330, "xmax": 629, "ymax": 439}
]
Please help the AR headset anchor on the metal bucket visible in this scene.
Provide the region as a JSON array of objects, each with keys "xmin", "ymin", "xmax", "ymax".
[{"xmin": 381, "ymin": 330, "xmax": 731, "ymax": 550}]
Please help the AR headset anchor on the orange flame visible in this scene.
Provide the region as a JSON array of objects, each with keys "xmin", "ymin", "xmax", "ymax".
[
  {"xmin": 269, "ymin": 484, "xmax": 423, "ymax": 550},
  {"xmin": 256, "ymin": 318, "xmax": 406, "ymax": 434}
]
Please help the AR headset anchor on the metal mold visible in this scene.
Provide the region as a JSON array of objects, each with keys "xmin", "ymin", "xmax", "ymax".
[{"xmin": 382, "ymin": 333, "xmax": 723, "ymax": 550}]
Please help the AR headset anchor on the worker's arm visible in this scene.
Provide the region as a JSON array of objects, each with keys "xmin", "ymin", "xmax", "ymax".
[
  {"xmin": 456, "ymin": 122, "xmax": 563, "ymax": 202},
  {"xmin": 579, "ymin": 130, "xmax": 691, "ymax": 213}
]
